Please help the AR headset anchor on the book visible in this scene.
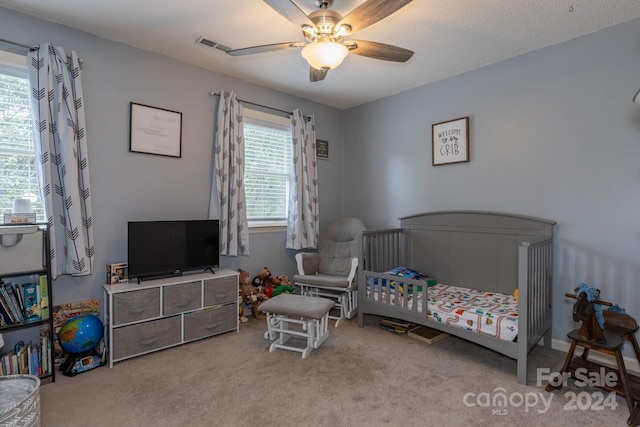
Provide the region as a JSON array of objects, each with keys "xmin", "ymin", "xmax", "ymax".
[
  {"xmin": 376, "ymin": 322, "xmax": 408, "ymax": 335},
  {"xmin": 380, "ymin": 317, "xmax": 414, "ymax": 330},
  {"xmin": 44, "ymin": 336, "xmax": 51, "ymax": 375},
  {"xmin": 12, "ymin": 283, "xmax": 26, "ymax": 317},
  {"xmin": 40, "ymin": 323, "xmax": 51, "ymax": 375},
  {"xmin": 22, "ymin": 282, "xmax": 41, "ymax": 321},
  {"xmin": 2, "ymin": 283, "xmax": 24, "ymax": 322},
  {"xmin": 7, "ymin": 350, "xmax": 18, "ymax": 375},
  {"xmin": 39, "ymin": 275, "xmax": 50, "ymax": 319},
  {"xmin": 0, "ymin": 284, "xmax": 14, "ymax": 322},
  {"xmin": 0, "ymin": 279, "xmax": 14, "ymax": 323},
  {"xmin": 0, "ymin": 293, "xmax": 13, "ymax": 325},
  {"xmin": 17, "ymin": 343, "xmax": 29, "ymax": 374},
  {"xmin": 408, "ymin": 326, "xmax": 448, "ymax": 345},
  {"xmin": 30, "ymin": 344, "xmax": 40, "ymax": 376}
]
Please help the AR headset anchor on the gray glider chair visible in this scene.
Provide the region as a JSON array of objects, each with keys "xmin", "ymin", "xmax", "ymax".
[{"xmin": 293, "ymin": 217, "xmax": 366, "ymax": 327}]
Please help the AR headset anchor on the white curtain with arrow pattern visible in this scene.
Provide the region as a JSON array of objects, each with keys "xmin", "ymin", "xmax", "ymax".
[
  {"xmin": 210, "ymin": 90, "xmax": 249, "ymax": 256},
  {"xmin": 27, "ymin": 43, "xmax": 94, "ymax": 279},
  {"xmin": 286, "ymin": 109, "xmax": 318, "ymax": 250}
]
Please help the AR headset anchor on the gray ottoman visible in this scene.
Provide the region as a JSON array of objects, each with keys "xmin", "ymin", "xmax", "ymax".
[{"xmin": 258, "ymin": 294, "xmax": 335, "ymax": 358}]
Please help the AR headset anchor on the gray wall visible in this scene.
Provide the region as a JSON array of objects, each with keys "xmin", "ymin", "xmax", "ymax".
[
  {"xmin": 0, "ymin": 7, "xmax": 345, "ymax": 305},
  {"xmin": 3, "ymin": 6, "xmax": 640, "ymax": 348},
  {"xmin": 343, "ymin": 18, "xmax": 640, "ymax": 344}
]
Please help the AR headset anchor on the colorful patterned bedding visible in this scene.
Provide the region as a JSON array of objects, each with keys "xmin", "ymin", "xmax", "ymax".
[{"xmin": 366, "ymin": 268, "xmax": 519, "ymax": 341}]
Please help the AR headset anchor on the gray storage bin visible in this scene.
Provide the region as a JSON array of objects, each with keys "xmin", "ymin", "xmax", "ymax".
[{"xmin": 0, "ymin": 225, "xmax": 44, "ymax": 275}]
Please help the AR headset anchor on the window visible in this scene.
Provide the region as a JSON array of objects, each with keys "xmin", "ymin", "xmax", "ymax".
[
  {"xmin": 0, "ymin": 51, "xmax": 43, "ymax": 221},
  {"xmin": 243, "ymin": 109, "xmax": 293, "ymax": 228}
]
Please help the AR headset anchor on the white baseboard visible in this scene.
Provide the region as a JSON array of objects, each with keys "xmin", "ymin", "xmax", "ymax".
[{"xmin": 551, "ymin": 338, "xmax": 640, "ymax": 375}]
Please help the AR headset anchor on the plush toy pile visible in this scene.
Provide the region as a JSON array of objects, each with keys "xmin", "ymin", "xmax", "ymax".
[{"xmin": 238, "ymin": 267, "xmax": 295, "ymax": 319}]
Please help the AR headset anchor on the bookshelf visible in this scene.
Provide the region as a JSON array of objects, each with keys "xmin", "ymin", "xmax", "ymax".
[{"xmin": 0, "ymin": 224, "xmax": 55, "ymax": 383}]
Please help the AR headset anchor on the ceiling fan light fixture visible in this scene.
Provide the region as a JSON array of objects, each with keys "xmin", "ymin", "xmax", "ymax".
[{"xmin": 301, "ymin": 41, "xmax": 349, "ymax": 70}]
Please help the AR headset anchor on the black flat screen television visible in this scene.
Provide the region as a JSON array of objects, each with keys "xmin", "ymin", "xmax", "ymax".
[{"xmin": 127, "ymin": 220, "xmax": 220, "ymax": 281}]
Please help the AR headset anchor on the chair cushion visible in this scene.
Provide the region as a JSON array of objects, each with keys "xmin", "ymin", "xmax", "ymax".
[
  {"xmin": 298, "ymin": 252, "xmax": 319, "ymax": 275},
  {"xmin": 294, "ymin": 273, "xmax": 351, "ymax": 289},
  {"xmin": 258, "ymin": 294, "xmax": 334, "ymax": 319},
  {"xmin": 317, "ymin": 217, "xmax": 366, "ymax": 277}
]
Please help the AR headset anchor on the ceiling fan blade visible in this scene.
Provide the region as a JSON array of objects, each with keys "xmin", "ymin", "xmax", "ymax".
[
  {"xmin": 338, "ymin": 0, "xmax": 413, "ymax": 33},
  {"xmin": 346, "ymin": 40, "xmax": 413, "ymax": 62},
  {"xmin": 226, "ymin": 42, "xmax": 304, "ymax": 56},
  {"xmin": 310, "ymin": 67, "xmax": 328, "ymax": 82},
  {"xmin": 263, "ymin": 0, "xmax": 315, "ymax": 28}
]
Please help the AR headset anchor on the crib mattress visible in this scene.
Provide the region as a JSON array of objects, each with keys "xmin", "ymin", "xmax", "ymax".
[{"xmin": 366, "ymin": 281, "xmax": 518, "ymax": 341}]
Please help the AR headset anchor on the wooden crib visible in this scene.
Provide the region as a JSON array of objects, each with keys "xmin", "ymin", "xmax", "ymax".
[{"xmin": 358, "ymin": 211, "xmax": 555, "ymax": 385}]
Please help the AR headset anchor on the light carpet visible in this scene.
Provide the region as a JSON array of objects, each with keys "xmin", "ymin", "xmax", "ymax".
[{"xmin": 39, "ymin": 315, "xmax": 632, "ymax": 426}]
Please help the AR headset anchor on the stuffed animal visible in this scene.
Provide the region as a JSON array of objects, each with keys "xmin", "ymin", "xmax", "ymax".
[
  {"xmin": 276, "ymin": 275, "xmax": 291, "ymax": 286},
  {"xmin": 238, "ymin": 269, "xmax": 254, "ymax": 305},
  {"xmin": 258, "ymin": 267, "xmax": 280, "ymax": 289},
  {"xmin": 238, "ymin": 293, "xmax": 248, "ymax": 323},
  {"xmin": 271, "ymin": 275, "xmax": 294, "ymax": 297},
  {"xmin": 272, "ymin": 284, "xmax": 295, "ymax": 297},
  {"xmin": 249, "ymin": 291, "xmax": 270, "ymax": 319},
  {"xmin": 251, "ymin": 276, "xmax": 263, "ymax": 289}
]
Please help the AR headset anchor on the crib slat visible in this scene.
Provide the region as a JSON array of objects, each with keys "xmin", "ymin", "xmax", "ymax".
[{"xmin": 525, "ymin": 238, "xmax": 553, "ymax": 347}]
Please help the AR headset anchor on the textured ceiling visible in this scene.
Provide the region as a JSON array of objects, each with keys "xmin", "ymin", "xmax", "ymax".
[{"xmin": 1, "ymin": 0, "xmax": 640, "ymax": 109}]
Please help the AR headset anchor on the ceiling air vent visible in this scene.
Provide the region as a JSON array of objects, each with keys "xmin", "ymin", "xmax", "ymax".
[{"xmin": 196, "ymin": 37, "xmax": 230, "ymax": 52}]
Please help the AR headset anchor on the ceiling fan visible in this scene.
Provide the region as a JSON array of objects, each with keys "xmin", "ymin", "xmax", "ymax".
[{"xmin": 224, "ymin": 0, "xmax": 414, "ymax": 82}]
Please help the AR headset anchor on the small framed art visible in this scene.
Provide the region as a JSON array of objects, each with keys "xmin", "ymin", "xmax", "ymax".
[
  {"xmin": 316, "ymin": 139, "xmax": 329, "ymax": 160},
  {"xmin": 432, "ymin": 116, "xmax": 469, "ymax": 166},
  {"xmin": 130, "ymin": 102, "xmax": 182, "ymax": 158}
]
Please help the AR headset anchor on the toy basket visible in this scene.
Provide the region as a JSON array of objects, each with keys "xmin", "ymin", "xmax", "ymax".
[{"xmin": 0, "ymin": 375, "xmax": 40, "ymax": 427}]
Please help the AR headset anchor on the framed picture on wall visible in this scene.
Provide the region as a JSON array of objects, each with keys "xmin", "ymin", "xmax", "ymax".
[
  {"xmin": 316, "ymin": 139, "xmax": 329, "ymax": 160},
  {"xmin": 432, "ymin": 116, "xmax": 469, "ymax": 166},
  {"xmin": 130, "ymin": 102, "xmax": 183, "ymax": 158}
]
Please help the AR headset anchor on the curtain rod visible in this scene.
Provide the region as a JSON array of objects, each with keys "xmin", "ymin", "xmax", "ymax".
[
  {"xmin": 209, "ymin": 91, "xmax": 310, "ymax": 119},
  {"xmin": 0, "ymin": 39, "xmax": 83, "ymax": 65},
  {"xmin": 0, "ymin": 38, "xmax": 38, "ymax": 51}
]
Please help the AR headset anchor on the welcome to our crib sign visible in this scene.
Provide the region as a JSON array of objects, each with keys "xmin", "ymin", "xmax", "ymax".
[{"xmin": 432, "ymin": 116, "xmax": 469, "ymax": 166}]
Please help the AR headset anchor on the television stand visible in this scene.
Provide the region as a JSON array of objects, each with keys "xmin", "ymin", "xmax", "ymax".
[{"xmin": 103, "ymin": 269, "xmax": 239, "ymax": 367}]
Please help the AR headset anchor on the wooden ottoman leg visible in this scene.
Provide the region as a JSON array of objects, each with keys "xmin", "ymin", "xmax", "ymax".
[
  {"xmin": 269, "ymin": 315, "xmax": 291, "ymax": 353},
  {"xmin": 314, "ymin": 311, "xmax": 331, "ymax": 349},
  {"xmin": 263, "ymin": 312, "xmax": 278, "ymax": 340},
  {"xmin": 302, "ymin": 319, "xmax": 316, "ymax": 359}
]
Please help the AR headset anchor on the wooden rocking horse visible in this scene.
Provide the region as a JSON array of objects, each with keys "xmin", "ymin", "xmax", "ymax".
[{"xmin": 546, "ymin": 287, "xmax": 640, "ymax": 426}]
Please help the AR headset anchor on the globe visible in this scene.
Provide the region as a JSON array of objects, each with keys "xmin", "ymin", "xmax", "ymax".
[{"xmin": 58, "ymin": 314, "xmax": 104, "ymax": 355}]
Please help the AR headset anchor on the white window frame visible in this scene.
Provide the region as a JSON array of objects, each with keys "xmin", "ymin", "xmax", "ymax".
[
  {"xmin": 0, "ymin": 50, "xmax": 44, "ymax": 222},
  {"xmin": 243, "ymin": 108, "xmax": 292, "ymax": 233}
]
